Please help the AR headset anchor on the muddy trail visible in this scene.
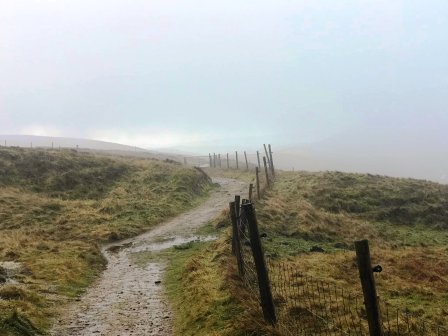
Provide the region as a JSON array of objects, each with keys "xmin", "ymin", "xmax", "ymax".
[{"xmin": 51, "ymin": 177, "xmax": 246, "ymax": 336}]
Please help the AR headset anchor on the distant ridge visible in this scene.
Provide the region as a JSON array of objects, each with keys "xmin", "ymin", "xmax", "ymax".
[
  {"xmin": 0, "ymin": 134, "xmax": 190, "ymax": 163},
  {"xmin": 0, "ymin": 135, "xmax": 146, "ymax": 151}
]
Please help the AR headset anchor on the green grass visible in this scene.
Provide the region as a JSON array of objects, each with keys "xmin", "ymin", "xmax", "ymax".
[
  {"xmin": 0, "ymin": 147, "xmax": 131, "ymax": 199},
  {"xmin": 161, "ymin": 237, "xmax": 275, "ymax": 336},
  {"xmin": 0, "ymin": 147, "xmax": 213, "ymax": 335},
  {"xmin": 298, "ymin": 171, "xmax": 448, "ymax": 229},
  {"xmin": 164, "ymin": 240, "xmax": 243, "ymax": 336}
]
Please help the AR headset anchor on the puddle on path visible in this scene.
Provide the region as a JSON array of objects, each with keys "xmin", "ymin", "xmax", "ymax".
[{"xmin": 51, "ymin": 177, "xmax": 246, "ymax": 336}]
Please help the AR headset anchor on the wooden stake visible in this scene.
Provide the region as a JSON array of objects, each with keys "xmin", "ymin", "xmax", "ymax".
[
  {"xmin": 242, "ymin": 203, "xmax": 276, "ymax": 325},
  {"xmin": 355, "ymin": 240, "xmax": 383, "ymax": 336},
  {"xmin": 263, "ymin": 157, "xmax": 270, "ymax": 188},
  {"xmin": 268, "ymin": 144, "xmax": 275, "ymax": 177},
  {"xmin": 263, "ymin": 144, "xmax": 271, "ymax": 170},
  {"xmin": 249, "ymin": 183, "xmax": 253, "ymax": 202},
  {"xmin": 256, "ymin": 167, "xmax": 261, "ymax": 200}
]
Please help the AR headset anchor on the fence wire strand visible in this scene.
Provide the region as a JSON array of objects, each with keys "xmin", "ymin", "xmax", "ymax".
[
  {"xmin": 379, "ymin": 298, "xmax": 447, "ymax": 336},
  {"xmin": 266, "ymin": 259, "xmax": 368, "ymax": 336},
  {"xmin": 232, "ymin": 201, "xmax": 447, "ymax": 336}
]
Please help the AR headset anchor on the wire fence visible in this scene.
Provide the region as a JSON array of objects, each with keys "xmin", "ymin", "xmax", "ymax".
[
  {"xmin": 183, "ymin": 144, "xmax": 275, "ymax": 174},
  {"xmin": 268, "ymin": 260, "xmax": 368, "ymax": 335},
  {"xmin": 380, "ymin": 300, "xmax": 447, "ymax": 336},
  {"xmin": 230, "ymin": 199, "xmax": 447, "ymax": 336},
  {"xmin": 192, "ymin": 144, "xmax": 275, "ymax": 202},
  {"xmin": 239, "ymin": 207, "xmax": 261, "ymax": 300}
]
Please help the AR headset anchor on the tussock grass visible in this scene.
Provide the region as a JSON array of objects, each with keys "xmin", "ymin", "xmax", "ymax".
[
  {"xmin": 178, "ymin": 170, "xmax": 448, "ymax": 334},
  {"xmin": 0, "ymin": 147, "xmax": 213, "ymax": 335},
  {"xmin": 254, "ymin": 171, "xmax": 448, "ymax": 330}
]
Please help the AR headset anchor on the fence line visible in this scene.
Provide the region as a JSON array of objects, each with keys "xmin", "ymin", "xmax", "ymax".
[
  {"xmin": 185, "ymin": 144, "xmax": 276, "ymax": 201},
  {"xmin": 229, "ymin": 198, "xmax": 447, "ymax": 335},
  {"xmin": 182, "ymin": 144, "xmax": 275, "ymax": 173}
]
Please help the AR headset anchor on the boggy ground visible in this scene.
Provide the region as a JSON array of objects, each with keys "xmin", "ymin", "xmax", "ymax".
[{"xmin": 51, "ymin": 177, "xmax": 246, "ymax": 336}]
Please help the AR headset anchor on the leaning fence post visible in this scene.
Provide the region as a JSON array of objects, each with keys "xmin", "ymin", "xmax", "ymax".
[
  {"xmin": 257, "ymin": 150, "xmax": 261, "ymax": 168},
  {"xmin": 355, "ymin": 240, "xmax": 383, "ymax": 336},
  {"xmin": 263, "ymin": 144, "xmax": 271, "ymax": 170},
  {"xmin": 255, "ymin": 167, "xmax": 261, "ymax": 200},
  {"xmin": 268, "ymin": 144, "xmax": 275, "ymax": 177},
  {"xmin": 243, "ymin": 203, "xmax": 276, "ymax": 325},
  {"xmin": 263, "ymin": 157, "xmax": 270, "ymax": 188},
  {"xmin": 244, "ymin": 151, "xmax": 249, "ymax": 170}
]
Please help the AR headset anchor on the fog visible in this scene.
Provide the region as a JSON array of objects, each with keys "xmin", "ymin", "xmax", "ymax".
[{"xmin": 1, "ymin": 1, "xmax": 447, "ymax": 182}]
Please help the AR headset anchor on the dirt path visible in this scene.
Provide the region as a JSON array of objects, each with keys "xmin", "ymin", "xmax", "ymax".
[{"xmin": 51, "ymin": 177, "xmax": 246, "ymax": 336}]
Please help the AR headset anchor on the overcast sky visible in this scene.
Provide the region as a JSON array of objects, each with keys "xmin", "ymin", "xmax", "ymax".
[{"xmin": 1, "ymin": 0, "xmax": 447, "ymax": 151}]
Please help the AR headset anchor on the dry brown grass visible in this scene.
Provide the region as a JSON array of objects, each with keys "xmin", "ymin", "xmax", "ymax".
[
  {"xmin": 204, "ymin": 169, "xmax": 448, "ymax": 334},
  {"xmin": 164, "ymin": 229, "xmax": 280, "ymax": 336},
  {"xmin": 253, "ymin": 171, "xmax": 448, "ymax": 333},
  {"xmin": 0, "ymin": 147, "xmax": 213, "ymax": 335}
]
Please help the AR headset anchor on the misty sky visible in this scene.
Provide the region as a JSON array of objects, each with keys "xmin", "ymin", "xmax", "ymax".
[{"xmin": 1, "ymin": 0, "xmax": 448, "ymax": 151}]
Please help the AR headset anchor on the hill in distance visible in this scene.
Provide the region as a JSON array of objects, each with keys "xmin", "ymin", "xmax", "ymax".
[
  {"xmin": 0, "ymin": 135, "xmax": 144, "ymax": 151},
  {"xmin": 0, "ymin": 134, "xmax": 187, "ymax": 162}
]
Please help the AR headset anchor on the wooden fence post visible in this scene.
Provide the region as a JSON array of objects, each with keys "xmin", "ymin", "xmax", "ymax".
[
  {"xmin": 213, "ymin": 153, "xmax": 216, "ymax": 168},
  {"xmin": 242, "ymin": 203, "xmax": 276, "ymax": 325},
  {"xmin": 230, "ymin": 202, "xmax": 237, "ymax": 255},
  {"xmin": 355, "ymin": 240, "xmax": 383, "ymax": 336},
  {"xmin": 209, "ymin": 153, "xmax": 212, "ymax": 167},
  {"xmin": 235, "ymin": 151, "xmax": 239, "ymax": 169},
  {"xmin": 249, "ymin": 184, "xmax": 253, "ymax": 202},
  {"xmin": 263, "ymin": 157, "xmax": 270, "ymax": 188},
  {"xmin": 226, "ymin": 153, "xmax": 229, "ymax": 169},
  {"xmin": 235, "ymin": 195, "xmax": 241, "ymax": 226},
  {"xmin": 255, "ymin": 167, "xmax": 261, "ymax": 200},
  {"xmin": 268, "ymin": 144, "xmax": 275, "ymax": 177},
  {"xmin": 218, "ymin": 154, "xmax": 221, "ymax": 168},
  {"xmin": 263, "ymin": 144, "xmax": 271, "ymax": 170},
  {"xmin": 257, "ymin": 150, "xmax": 261, "ymax": 168},
  {"xmin": 244, "ymin": 151, "xmax": 249, "ymax": 170},
  {"xmin": 230, "ymin": 199, "xmax": 244, "ymax": 278}
]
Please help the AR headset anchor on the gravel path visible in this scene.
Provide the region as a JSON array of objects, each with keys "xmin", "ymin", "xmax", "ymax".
[{"xmin": 51, "ymin": 177, "xmax": 245, "ymax": 336}]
